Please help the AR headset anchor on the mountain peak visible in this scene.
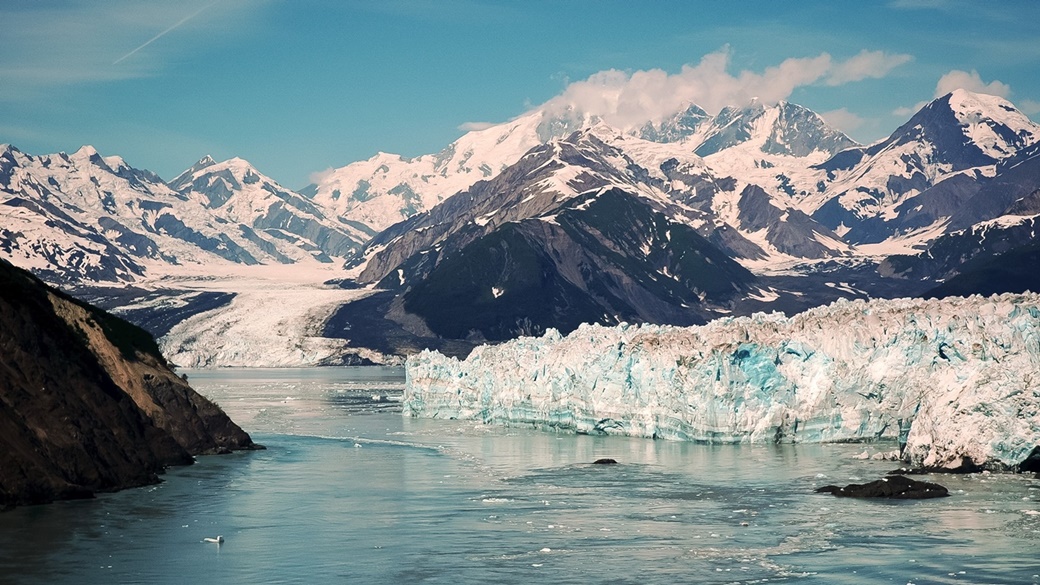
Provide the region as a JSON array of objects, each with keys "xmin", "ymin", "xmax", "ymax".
[
  {"xmin": 224, "ymin": 156, "xmax": 261, "ymax": 172},
  {"xmin": 169, "ymin": 155, "xmax": 220, "ymax": 190},
  {"xmin": 946, "ymin": 87, "xmax": 1004, "ymax": 107},
  {"xmin": 638, "ymin": 103, "xmax": 712, "ymax": 143},
  {"xmin": 942, "ymin": 90, "xmax": 1037, "ymax": 135},
  {"xmin": 73, "ymin": 145, "xmax": 99, "ymax": 158},
  {"xmin": 68, "ymin": 144, "xmax": 119, "ymax": 173},
  {"xmin": 695, "ymin": 99, "xmax": 856, "ymax": 158},
  {"xmin": 889, "ymin": 90, "xmax": 1040, "ymax": 165}
]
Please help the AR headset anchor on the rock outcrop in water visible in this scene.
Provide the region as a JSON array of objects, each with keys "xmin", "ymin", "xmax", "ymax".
[
  {"xmin": 405, "ymin": 293, "xmax": 1040, "ymax": 471},
  {"xmin": 0, "ymin": 259, "xmax": 259, "ymax": 509},
  {"xmin": 815, "ymin": 475, "xmax": 949, "ymax": 499}
]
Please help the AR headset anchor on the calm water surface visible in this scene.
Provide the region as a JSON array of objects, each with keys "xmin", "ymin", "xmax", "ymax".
[{"xmin": 1, "ymin": 367, "xmax": 1038, "ymax": 584}]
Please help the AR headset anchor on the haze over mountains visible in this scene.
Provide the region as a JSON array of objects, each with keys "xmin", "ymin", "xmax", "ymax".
[{"xmin": 2, "ymin": 89, "xmax": 1039, "ymax": 363}]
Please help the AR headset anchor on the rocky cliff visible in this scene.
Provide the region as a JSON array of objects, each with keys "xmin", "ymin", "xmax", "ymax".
[{"xmin": 0, "ymin": 259, "xmax": 259, "ymax": 509}]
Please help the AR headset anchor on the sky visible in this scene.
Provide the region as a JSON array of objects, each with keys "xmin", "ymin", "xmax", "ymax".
[{"xmin": 2, "ymin": 0, "xmax": 1039, "ymax": 189}]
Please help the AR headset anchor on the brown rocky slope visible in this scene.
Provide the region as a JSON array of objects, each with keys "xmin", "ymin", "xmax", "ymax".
[{"xmin": 0, "ymin": 259, "xmax": 259, "ymax": 509}]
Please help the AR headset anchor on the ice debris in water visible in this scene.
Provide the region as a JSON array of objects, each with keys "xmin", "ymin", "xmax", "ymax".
[{"xmin": 404, "ymin": 293, "xmax": 1040, "ymax": 470}]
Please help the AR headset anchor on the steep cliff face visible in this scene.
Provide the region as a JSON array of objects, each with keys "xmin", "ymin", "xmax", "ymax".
[{"xmin": 0, "ymin": 259, "xmax": 258, "ymax": 509}]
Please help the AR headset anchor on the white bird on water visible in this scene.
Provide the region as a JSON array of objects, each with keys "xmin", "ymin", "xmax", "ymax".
[{"xmin": 204, "ymin": 536, "xmax": 224, "ymax": 544}]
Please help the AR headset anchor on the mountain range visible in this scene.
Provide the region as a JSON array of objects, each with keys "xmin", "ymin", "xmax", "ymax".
[
  {"xmin": 2, "ymin": 89, "xmax": 1039, "ymax": 363},
  {"xmin": 0, "ymin": 147, "xmax": 368, "ymax": 284}
]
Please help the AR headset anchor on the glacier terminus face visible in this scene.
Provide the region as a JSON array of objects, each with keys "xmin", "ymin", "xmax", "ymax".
[{"xmin": 405, "ymin": 293, "xmax": 1040, "ymax": 471}]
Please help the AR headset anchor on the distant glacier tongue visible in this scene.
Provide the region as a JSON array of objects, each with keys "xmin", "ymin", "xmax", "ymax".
[{"xmin": 404, "ymin": 293, "xmax": 1040, "ymax": 470}]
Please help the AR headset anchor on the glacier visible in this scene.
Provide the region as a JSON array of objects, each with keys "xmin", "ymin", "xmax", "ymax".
[{"xmin": 404, "ymin": 293, "xmax": 1040, "ymax": 470}]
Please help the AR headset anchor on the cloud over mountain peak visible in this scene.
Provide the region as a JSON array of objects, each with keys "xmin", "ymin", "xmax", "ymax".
[{"xmin": 533, "ymin": 49, "xmax": 912, "ymax": 132}]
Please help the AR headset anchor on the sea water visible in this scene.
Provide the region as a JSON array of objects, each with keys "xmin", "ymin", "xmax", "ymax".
[{"xmin": 1, "ymin": 367, "xmax": 1038, "ymax": 584}]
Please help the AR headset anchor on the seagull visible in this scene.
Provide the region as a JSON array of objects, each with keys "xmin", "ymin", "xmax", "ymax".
[{"xmin": 204, "ymin": 536, "xmax": 224, "ymax": 544}]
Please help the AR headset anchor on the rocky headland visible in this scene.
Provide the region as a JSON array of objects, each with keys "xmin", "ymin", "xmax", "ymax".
[{"xmin": 0, "ymin": 259, "xmax": 259, "ymax": 509}]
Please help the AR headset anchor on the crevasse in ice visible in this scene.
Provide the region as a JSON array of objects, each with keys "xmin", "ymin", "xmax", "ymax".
[{"xmin": 404, "ymin": 293, "xmax": 1040, "ymax": 470}]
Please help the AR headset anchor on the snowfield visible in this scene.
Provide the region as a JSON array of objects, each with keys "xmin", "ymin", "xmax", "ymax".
[
  {"xmin": 405, "ymin": 293, "xmax": 1040, "ymax": 470},
  {"xmin": 151, "ymin": 264, "xmax": 386, "ymax": 367}
]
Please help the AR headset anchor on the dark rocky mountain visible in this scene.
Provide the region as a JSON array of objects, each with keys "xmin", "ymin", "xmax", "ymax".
[
  {"xmin": 401, "ymin": 188, "xmax": 756, "ymax": 341},
  {"xmin": 0, "ymin": 259, "xmax": 259, "ymax": 509},
  {"xmin": 877, "ymin": 145, "xmax": 1040, "ymax": 287},
  {"xmin": 352, "ymin": 130, "xmax": 741, "ymax": 287},
  {"xmin": 734, "ymin": 185, "xmax": 850, "ymax": 259},
  {"xmin": 924, "ymin": 239, "xmax": 1040, "ymax": 299},
  {"xmin": 325, "ymin": 131, "xmax": 762, "ymax": 350}
]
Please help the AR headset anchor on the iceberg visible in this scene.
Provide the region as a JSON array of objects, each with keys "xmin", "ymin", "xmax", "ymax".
[{"xmin": 404, "ymin": 293, "xmax": 1040, "ymax": 470}]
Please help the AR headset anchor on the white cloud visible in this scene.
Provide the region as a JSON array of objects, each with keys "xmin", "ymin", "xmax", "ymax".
[
  {"xmin": 934, "ymin": 69, "xmax": 1011, "ymax": 98},
  {"xmin": 889, "ymin": 0, "xmax": 951, "ymax": 9},
  {"xmin": 307, "ymin": 167, "xmax": 337, "ymax": 186},
  {"xmin": 825, "ymin": 50, "xmax": 912, "ymax": 86},
  {"xmin": 892, "ymin": 69, "xmax": 1013, "ymax": 119},
  {"xmin": 892, "ymin": 103, "xmax": 927, "ymax": 117},
  {"xmin": 536, "ymin": 48, "xmax": 912, "ymax": 131},
  {"xmin": 113, "ymin": 2, "xmax": 217, "ymax": 65},
  {"xmin": 457, "ymin": 121, "xmax": 496, "ymax": 132},
  {"xmin": 1020, "ymin": 99, "xmax": 1040, "ymax": 116},
  {"xmin": 820, "ymin": 108, "xmax": 865, "ymax": 133}
]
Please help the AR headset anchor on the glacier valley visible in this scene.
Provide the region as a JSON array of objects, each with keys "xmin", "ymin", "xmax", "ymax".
[{"xmin": 405, "ymin": 292, "xmax": 1040, "ymax": 471}]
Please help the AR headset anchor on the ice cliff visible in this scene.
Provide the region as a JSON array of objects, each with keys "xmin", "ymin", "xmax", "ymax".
[{"xmin": 404, "ymin": 293, "xmax": 1040, "ymax": 470}]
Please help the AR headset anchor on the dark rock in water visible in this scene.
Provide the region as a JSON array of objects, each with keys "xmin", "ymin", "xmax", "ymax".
[
  {"xmin": 889, "ymin": 457, "xmax": 985, "ymax": 475},
  {"xmin": 0, "ymin": 259, "xmax": 260, "ymax": 510},
  {"xmin": 593, "ymin": 458, "xmax": 618, "ymax": 465},
  {"xmin": 1018, "ymin": 446, "xmax": 1040, "ymax": 473},
  {"xmin": 815, "ymin": 475, "xmax": 949, "ymax": 499}
]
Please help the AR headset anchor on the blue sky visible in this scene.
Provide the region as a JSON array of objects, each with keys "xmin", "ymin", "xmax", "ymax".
[{"xmin": 2, "ymin": 0, "xmax": 1039, "ymax": 189}]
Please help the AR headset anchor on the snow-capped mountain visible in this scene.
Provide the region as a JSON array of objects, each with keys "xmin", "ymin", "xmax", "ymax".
[
  {"xmin": 688, "ymin": 99, "xmax": 856, "ymax": 158},
  {"xmin": 350, "ymin": 105, "xmax": 862, "ymax": 281},
  {"xmin": 353, "ymin": 129, "xmax": 741, "ymax": 284},
  {"xmin": 3, "ymin": 89, "xmax": 1039, "ymax": 366},
  {"xmin": 811, "ymin": 89, "xmax": 1040, "ymax": 243},
  {"xmin": 1, "ymin": 144, "xmax": 169, "ymax": 282},
  {"xmin": 405, "ymin": 292, "xmax": 1040, "ymax": 471},
  {"xmin": 169, "ymin": 155, "xmax": 366, "ymax": 261},
  {"xmin": 346, "ymin": 106, "xmax": 869, "ymax": 290},
  {"xmin": 302, "ymin": 109, "xmax": 563, "ymax": 234},
  {"xmin": 319, "ymin": 90, "xmax": 1040, "ymax": 355},
  {"xmin": 306, "ymin": 100, "xmax": 859, "ymax": 238},
  {"xmin": 329, "ymin": 127, "xmax": 869, "ymax": 347},
  {"xmin": 0, "ymin": 146, "xmax": 367, "ymax": 284}
]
